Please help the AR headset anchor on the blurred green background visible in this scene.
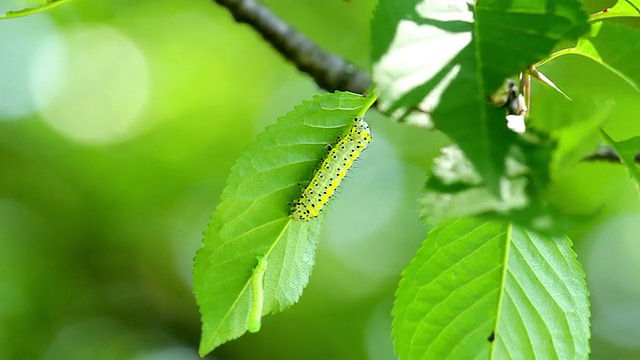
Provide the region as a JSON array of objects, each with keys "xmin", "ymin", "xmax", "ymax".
[{"xmin": 1, "ymin": 0, "xmax": 639, "ymax": 359}]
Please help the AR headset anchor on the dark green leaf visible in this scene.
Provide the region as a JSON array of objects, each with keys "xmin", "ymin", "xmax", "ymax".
[{"xmin": 371, "ymin": 0, "xmax": 589, "ymax": 193}]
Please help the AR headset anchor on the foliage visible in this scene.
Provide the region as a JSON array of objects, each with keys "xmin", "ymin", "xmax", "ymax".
[
  {"xmin": 371, "ymin": 0, "xmax": 588, "ymax": 192},
  {"xmin": 191, "ymin": 0, "xmax": 639, "ymax": 358},
  {"xmin": 601, "ymin": 130, "xmax": 640, "ymax": 193},
  {"xmin": 0, "ymin": 0, "xmax": 69, "ymax": 19},
  {"xmin": 4, "ymin": 0, "xmax": 640, "ymax": 359},
  {"xmin": 193, "ymin": 92, "xmax": 377, "ymax": 356},
  {"xmin": 393, "ymin": 218, "xmax": 589, "ymax": 359}
]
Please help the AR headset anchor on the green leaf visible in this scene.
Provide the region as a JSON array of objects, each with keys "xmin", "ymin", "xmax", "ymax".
[
  {"xmin": 530, "ymin": 95, "xmax": 612, "ymax": 175},
  {"xmin": 371, "ymin": 0, "xmax": 589, "ymax": 193},
  {"xmin": 601, "ymin": 130, "xmax": 640, "ymax": 192},
  {"xmin": 418, "ymin": 145, "xmax": 530, "ymax": 222},
  {"xmin": 525, "ymin": 78, "xmax": 616, "ymax": 182},
  {"xmin": 590, "ymin": 0, "xmax": 640, "ymax": 22},
  {"xmin": 418, "ymin": 139, "xmax": 590, "ymax": 233},
  {"xmin": 0, "ymin": 0, "xmax": 70, "ymax": 19},
  {"xmin": 193, "ymin": 91, "xmax": 375, "ymax": 356},
  {"xmin": 560, "ymin": 21, "xmax": 640, "ymax": 91},
  {"xmin": 393, "ymin": 218, "xmax": 590, "ymax": 360}
]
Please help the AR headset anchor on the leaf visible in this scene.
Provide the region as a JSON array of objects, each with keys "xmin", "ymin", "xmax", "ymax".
[
  {"xmin": 529, "ymin": 67, "xmax": 571, "ymax": 101},
  {"xmin": 0, "ymin": 0, "xmax": 70, "ymax": 19},
  {"xmin": 529, "ymin": 95, "xmax": 612, "ymax": 175},
  {"xmin": 590, "ymin": 0, "xmax": 640, "ymax": 22},
  {"xmin": 494, "ymin": 224, "xmax": 591, "ymax": 359},
  {"xmin": 419, "ymin": 145, "xmax": 531, "ymax": 221},
  {"xmin": 193, "ymin": 91, "xmax": 375, "ymax": 356},
  {"xmin": 371, "ymin": 0, "xmax": 589, "ymax": 193},
  {"xmin": 549, "ymin": 103, "xmax": 611, "ymax": 175},
  {"xmin": 393, "ymin": 218, "xmax": 590, "ymax": 360},
  {"xmin": 418, "ymin": 139, "xmax": 591, "ymax": 233},
  {"xmin": 601, "ymin": 130, "xmax": 640, "ymax": 192},
  {"xmin": 561, "ymin": 21, "xmax": 640, "ymax": 92}
]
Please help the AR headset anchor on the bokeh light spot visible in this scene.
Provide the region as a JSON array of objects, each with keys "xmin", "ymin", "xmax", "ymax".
[
  {"xmin": 31, "ymin": 24, "xmax": 149, "ymax": 145},
  {"xmin": 583, "ymin": 213, "xmax": 640, "ymax": 349},
  {"xmin": 0, "ymin": 14, "xmax": 56, "ymax": 119}
]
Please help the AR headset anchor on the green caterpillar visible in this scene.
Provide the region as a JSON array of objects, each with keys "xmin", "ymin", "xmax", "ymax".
[
  {"xmin": 248, "ymin": 255, "xmax": 267, "ymax": 333},
  {"xmin": 292, "ymin": 117, "xmax": 372, "ymax": 221}
]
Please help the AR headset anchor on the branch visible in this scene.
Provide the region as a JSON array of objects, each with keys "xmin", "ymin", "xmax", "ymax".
[
  {"xmin": 584, "ymin": 145, "xmax": 640, "ymax": 163},
  {"xmin": 212, "ymin": 0, "xmax": 639, "ymax": 164},
  {"xmin": 213, "ymin": 0, "xmax": 372, "ymax": 94}
]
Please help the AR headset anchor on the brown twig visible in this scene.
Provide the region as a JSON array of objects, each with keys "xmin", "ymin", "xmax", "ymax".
[{"xmin": 213, "ymin": 0, "xmax": 372, "ymax": 94}]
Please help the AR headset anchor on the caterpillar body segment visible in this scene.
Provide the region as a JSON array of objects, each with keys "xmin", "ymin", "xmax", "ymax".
[{"xmin": 292, "ymin": 117, "xmax": 372, "ymax": 221}]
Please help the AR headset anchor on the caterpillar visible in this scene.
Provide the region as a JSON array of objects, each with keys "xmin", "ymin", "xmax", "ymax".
[
  {"xmin": 292, "ymin": 117, "xmax": 372, "ymax": 221},
  {"xmin": 248, "ymin": 255, "xmax": 267, "ymax": 333}
]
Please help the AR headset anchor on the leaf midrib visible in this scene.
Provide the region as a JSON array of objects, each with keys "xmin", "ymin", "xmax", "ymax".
[{"xmin": 209, "ymin": 217, "xmax": 294, "ymax": 344}]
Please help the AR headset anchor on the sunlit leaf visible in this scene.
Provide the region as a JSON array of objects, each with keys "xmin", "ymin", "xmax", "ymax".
[
  {"xmin": 193, "ymin": 92, "xmax": 376, "ymax": 356},
  {"xmin": 560, "ymin": 21, "xmax": 640, "ymax": 92},
  {"xmin": 590, "ymin": 0, "xmax": 640, "ymax": 21},
  {"xmin": 0, "ymin": 0, "xmax": 70, "ymax": 19},
  {"xmin": 371, "ymin": 0, "xmax": 589, "ymax": 193},
  {"xmin": 393, "ymin": 218, "xmax": 590, "ymax": 359}
]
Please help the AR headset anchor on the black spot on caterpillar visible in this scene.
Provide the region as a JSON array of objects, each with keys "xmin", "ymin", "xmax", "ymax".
[{"xmin": 292, "ymin": 117, "xmax": 372, "ymax": 221}]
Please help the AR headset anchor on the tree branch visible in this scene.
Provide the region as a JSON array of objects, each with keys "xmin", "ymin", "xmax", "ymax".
[
  {"xmin": 212, "ymin": 0, "xmax": 638, "ymax": 164},
  {"xmin": 584, "ymin": 145, "xmax": 639, "ymax": 163},
  {"xmin": 213, "ymin": 0, "xmax": 372, "ymax": 94}
]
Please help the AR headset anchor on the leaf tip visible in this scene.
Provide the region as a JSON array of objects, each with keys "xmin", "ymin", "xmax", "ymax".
[{"xmin": 198, "ymin": 338, "xmax": 214, "ymax": 358}]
